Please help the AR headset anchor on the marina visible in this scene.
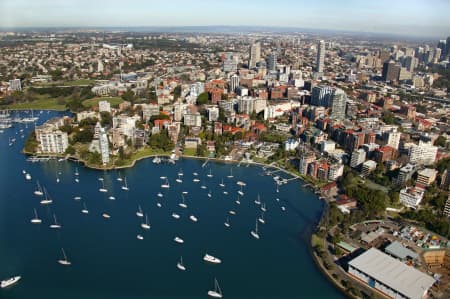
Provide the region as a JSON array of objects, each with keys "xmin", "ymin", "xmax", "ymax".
[{"xmin": 0, "ymin": 110, "xmax": 343, "ymax": 299}]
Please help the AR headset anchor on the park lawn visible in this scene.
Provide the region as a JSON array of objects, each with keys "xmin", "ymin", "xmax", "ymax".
[
  {"xmin": 4, "ymin": 95, "xmax": 67, "ymax": 111},
  {"xmin": 34, "ymin": 79, "xmax": 96, "ymax": 87},
  {"xmin": 183, "ymin": 148, "xmax": 197, "ymax": 156},
  {"xmin": 82, "ymin": 97, "xmax": 124, "ymax": 108}
]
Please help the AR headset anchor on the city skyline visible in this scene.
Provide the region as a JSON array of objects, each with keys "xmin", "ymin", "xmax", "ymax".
[{"xmin": 1, "ymin": 0, "xmax": 450, "ymax": 38}]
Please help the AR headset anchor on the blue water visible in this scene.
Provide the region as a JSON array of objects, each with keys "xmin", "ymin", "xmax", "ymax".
[{"xmin": 0, "ymin": 111, "xmax": 344, "ymax": 299}]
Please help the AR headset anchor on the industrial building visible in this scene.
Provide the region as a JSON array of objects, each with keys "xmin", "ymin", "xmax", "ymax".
[{"xmin": 348, "ymin": 248, "xmax": 435, "ymax": 299}]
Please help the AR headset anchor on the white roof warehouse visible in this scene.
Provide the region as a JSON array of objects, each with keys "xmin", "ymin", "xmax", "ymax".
[{"xmin": 348, "ymin": 248, "xmax": 435, "ymax": 299}]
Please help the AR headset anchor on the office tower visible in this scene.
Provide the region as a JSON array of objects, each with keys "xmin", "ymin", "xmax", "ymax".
[
  {"xmin": 316, "ymin": 40, "xmax": 325, "ymax": 73},
  {"xmin": 230, "ymin": 74, "xmax": 239, "ymax": 93},
  {"xmin": 311, "ymin": 85, "xmax": 333, "ymax": 106},
  {"xmin": 268, "ymin": 53, "xmax": 277, "ymax": 71},
  {"xmin": 382, "ymin": 60, "xmax": 401, "ymax": 82},
  {"xmin": 330, "ymin": 88, "xmax": 347, "ymax": 120},
  {"xmin": 249, "ymin": 42, "xmax": 261, "ymax": 69},
  {"xmin": 223, "ymin": 52, "xmax": 238, "ymax": 73}
]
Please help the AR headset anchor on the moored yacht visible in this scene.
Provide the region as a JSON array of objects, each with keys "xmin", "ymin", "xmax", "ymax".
[
  {"xmin": 207, "ymin": 278, "xmax": 223, "ymax": 298},
  {"xmin": 57, "ymin": 248, "xmax": 71, "ymax": 266},
  {"xmin": 177, "ymin": 256, "xmax": 186, "ymax": 271},
  {"xmin": 0, "ymin": 276, "xmax": 21, "ymax": 288},
  {"xmin": 203, "ymin": 253, "xmax": 221, "ymax": 264},
  {"xmin": 30, "ymin": 209, "xmax": 42, "ymax": 224},
  {"xmin": 174, "ymin": 236, "xmax": 184, "ymax": 244}
]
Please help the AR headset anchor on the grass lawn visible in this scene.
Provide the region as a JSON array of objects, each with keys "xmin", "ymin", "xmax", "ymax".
[
  {"xmin": 34, "ymin": 79, "xmax": 96, "ymax": 87},
  {"xmin": 82, "ymin": 97, "xmax": 124, "ymax": 108},
  {"xmin": 183, "ymin": 148, "xmax": 197, "ymax": 156},
  {"xmin": 4, "ymin": 95, "xmax": 67, "ymax": 111}
]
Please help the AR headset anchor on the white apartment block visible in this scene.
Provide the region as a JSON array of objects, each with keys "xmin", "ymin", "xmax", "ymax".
[
  {"xmin": 416, "ymin": 168, "xmax": 438, "ymax": 186},
  {"xmin": 399, "ymin": 187, "xmax": 424, "ymax": 209},
  {"xmin": 350, "ymin": 149, "xmax": 367, "ymax": 168},
  {"xmin": 99, "ymin": 128, "xmax": 110, "ymax": 164},
  {"xmin": 207, "ymin": 106, "xmax": 219, "ymax": 122},
  {"xmin": 98, "ymin": 100, "xmax": 111, "ymax": 113},
  {"xmin": 184, "ymin": 112, "xmax": 202, "ymax": 127},
  {"xmin": 408, "ymin": 141, "xmax": 437, "ymax": 165},
  {"xmin": 328, "ymin": 163, "xmax": 344, "ymax": 181},
  {"xmin": 35, "ymin": 128, "xmax": 68, "ymax": 154}
]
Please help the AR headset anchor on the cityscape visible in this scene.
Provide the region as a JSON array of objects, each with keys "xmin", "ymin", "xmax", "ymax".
[{"xmin": 0, "ymin": 1, "xmax": 449, "ymax": 298}]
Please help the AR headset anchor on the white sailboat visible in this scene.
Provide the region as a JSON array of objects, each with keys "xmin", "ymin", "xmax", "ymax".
[
  {"xmin": 227, "ymin": 168, "xmax": 234, "ymax": 178},
  {"xmin": 74, "ymin": 167, "xmax": 79, "ymax": 176},
  {"xmin": 30, "ymin": 208, "xmax": 42, "ymax": 224},
  {"xmin": 178, "ymin": 169, "xmax": 184, "ymax": 176},
  {"xmin": 189, "ymin": 215, "xmax": 198, "ymax": 222},
  {"xmin": 207, "ymin": 278, "xmax": 223, "ymax": 298},
  {"xmin": 34, "ymin": 181, "xmax": 43, "ymax": 196},
  {"xmin": 193, "ymin": 178, "xmax": 200, "ymax": 183},
  {"xmin": 172, "ymin": 213, "xmax": 180, "ymax": 219},
  {"xmin": 237, "ymin": 185, "xmax": 244, "ymax": 196},
  {"xmin": 40, "ymin": 187, "xmax": 53, "ymax": 205},
  {"xmin": 56, "ymin": 172, "xmax": 60, "ymax": 183},
  {"xmin": 179, "ymin": 195, "xmax": 187, "ymax": 208},
  {"xmin": 137, "ymin": 234, "xmax": 144, "ymax": 240},
  {"xmin": 102, "ymin": 213, "xmax": 111, "ymax": 219},
  {"xmin": 49, "ymin": 214, "xmax": 62, "ymax": 229},
  {"xmin": 99, "ymin": 180, "xmax": 108, "ymax": 193},
  {"xmin": 74, "ymin": 196, "xmax": 81, "ymax": 201},
  {"xmin": 156, "ymin": 202, "xmax": 162, "ymax": 208},
  {"xmin": 203, "ymin": 253, "xmax": 221, "ymax": 264},
  {"xmin": 258, "ymin": 211, "xmax": 265, "ymax": 224},
  {"xmin": 281, "ymin": 206, "xmax": 286, "ymax": 211},
  {"xmin": 254, "ymin": 194, "xmax": 261, "ymax": 205},
  {"xmin": 108, "ymin": 196, "xmax": 116, "ymax": 200},
  {"xmin": 177, "ymin": 256, "xmax": 186, "ymax": 271},
  {"xmin": 235, "ymin": 195, "xmax": 241, "ymax": 205},
  {"xmin": 141, "ymin": 214, "xmax": 150, "ymax": 230},
  {"xmin": 121, "ymin": 177, "xmax": 129, "ymax": 191},
  {"xmin": 157, "ymin": 192, "xmax": 163, "ymax": 198},
  {"xmin": 174, "ymin": 236, "xmax": 184, "ymax": 244},
  {"xmin": 75, "ymin": 177, "xmax": 79, "ymax": 183},
  {"xmin": 207, "ymin": 169, "xmax": 213, "ymax": 178},
  {"xmin": 136, "ymin": 205, "xmax": 144, "ymax": 217},
  {"xmin": 57, "ymin": 248, "xmax": 71, "ymax": 266},
  {"xmin": 81, "ymin": 202, "xmax": 89, "ymax": 214},
  {"xmin": 201, "ymin": 184, "xmax": 207, "ymax": 189},
  {"xmin": 116, "ymin": 172, "xmax": 123, "ymax": 182},
  {"xmin": 182, "ymin": 191, "xmax": 189, "ymax": 195},
  {"xmin": 261, "ymin": 202, "xmax": 267, "ymax": 212},
  {"xmin": 193, "ymin": 172, "xmax": 198, "ymax": 176},
  {"xmin": 176, "ymin": 174, "xmax": 183, "ymax": 183},
  {"xmin": 228, "ymin": 210, "xmax": 236, "ymax": 215},
  {"xmin": 276, "ymin": 184, "xmax": 279, "ymax": 193},
  {"xmin": 207, "ymin": 190, "xmax": 212, "ymax": 198},
  {"xmin": 250, "ymin": 219, "xmax": 260, "ymax": 239},
  {"xmin": 219, "ymin": 179, "xmax": 225, "ymax": 187},
  {"xmin": 224, "ymin": 217, "xmax": 231, "ymax": 228},
  {"xmin": 161, "ymin": 178, "xmax": 170, "ymax": 189},
  {"xmin": 25, "ymin": 173, "xmax": 31, "ymax": 180}
]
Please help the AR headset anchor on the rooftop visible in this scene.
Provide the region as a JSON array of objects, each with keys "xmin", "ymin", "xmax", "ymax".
[
  {"xmin": 385, "ymin": 241, "xmax": 418, "ymax": 260},
  {"xmin": 349, "ymin": 248, "xmax": 435, "ymax": 299}
]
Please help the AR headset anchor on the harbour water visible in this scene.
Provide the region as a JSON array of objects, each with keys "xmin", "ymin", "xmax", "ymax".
[{"xmin": 0, "ymin": 111, "xmax": 344, "ymax": 298}]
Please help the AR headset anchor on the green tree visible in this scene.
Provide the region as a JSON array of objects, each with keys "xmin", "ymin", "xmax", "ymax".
[
  {"xmin": 434, "ymin": 135, "xmax": 447, "ymax": 147},
  {"xmin": 65, "ymin": 145, "xmax": 76, "ymax": 155},
  {"xmin": 197, "ymin": 92, "xmax": 209, "ymax": 105},
  {"xmin": 100, "ymin": 111, "xmax": 112, "ymax": 127}
]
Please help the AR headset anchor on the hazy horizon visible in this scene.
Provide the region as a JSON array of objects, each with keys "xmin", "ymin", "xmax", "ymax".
[{"xmin": 1, "ymin": 0, "xmax": 450, "ymax": 39}]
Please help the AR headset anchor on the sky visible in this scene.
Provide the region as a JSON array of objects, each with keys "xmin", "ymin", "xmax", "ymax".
[{"xmin": 1, "ymin": 0, "xmax": 450, "ymax": 38}]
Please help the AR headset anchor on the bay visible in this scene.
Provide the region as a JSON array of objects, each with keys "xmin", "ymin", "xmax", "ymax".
[{"xmin": 0, "ymin": 110, "xmax": 344, "ymax": 299}]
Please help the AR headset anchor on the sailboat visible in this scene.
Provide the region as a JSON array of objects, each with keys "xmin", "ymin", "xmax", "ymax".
[
  {"xmin": 193, "ymin": 178, "xmax": 200, "ymax": 183},
  {"xmin": 207, "ymin": 169, "xmax": 213, "ymax": 178},
  {"xmin": 108, "ymin": 196, "xmax": 116, "ymax": 200},
  {"xmin": 116, "ymin": 172, "xmax": 123, "ymax": 182},
  {"xmin": 224, "ymin": 217, "xmax": 231, "ymax": 228},
  {"xmin": 179, "ymin": 195, "xmax": 187, "ymax": 208},
  {"xmin": 207, "ymin": 278, "xmax": 223, "ymax": 298},
  {"xmin": 156, "ymin": 202, "xmax": 162, "ymax": 208},
  {"xmin": 174, "ymin": 236, "xmax": 184, "ymax": 244},
  {"xmin": 102, "ymin": 213, "xmax": 111, "ymax": 219},
  {"xmin": 261, "ymin": 202, "xmax": 267, "ymax": 212},
  {"xmin": 189, "ymin": 215, "xmax": 198, "ymax": 222},
  {"xmin": 237, "ymin": 186, "xmax": 244, "ymax": 196},
  {"xmin": 201, "ymin": 184, "xmax": 207, "ymax": 189},
  {"xmin": 74, "ymin": 167, "xmax": 79, "ymax": 176},
  {"xmin": 176, "ymin": 174, "xmax": 183, "ymax": 183},
  {"xmin": 75, "ymin": 177, "xmax": 79, "ymax": 183},
  {"xmin": 276, "ymin": 184, "xmax": 279, "ymax": 193},
  {"xmin": 235, "ymin": 196, "xmax": 241, "ymax": 205},
  {"xmin": 207, "ymin": 190, "xmax": 212, "ymax": 198},
  {"xmin": 141, "ymin": 214, "xmax": 150, "ymax": 230},
  {"xmin": 177, "ymin": 256, "xmax": 186, "ymax": 271},
  {"xmin": 121, "ymin": 177, "xmax": 129, "ymax": 191},
  {"xmin": 34, "ymin": 181, "xmax": 43, "ymax": 196},
  {"xmin": 137, "ymin": 234, "xmax": 144, "ymax": 240},
  {"xmin": 178, "ymin": 169, "xmax": 184, "ymax": 176},
  {"xmin": 227, "ymin": 168, "xmax": 234, "ymax": 178},
  {"xmin": 56, "ymin": 172, "xmax": 60, "ymax": 183},
  {"xmin": 99, "ymin": 180, "xmax": 108, "ymax": 192},
  {"xmin": 258, "ymin": 211, "xmax": 265, "ymax": 224},
  {"xmin": 157, "ymin": 192, "xmax": 163, "ymax": 198},
  {"xmin": 25, "ymin": 173, "xmax": 31, "ymax": 180},
  {"xmin": 40, "ymin": 187, "xmax": 53, "ymax": 205},
  {"xmin": 172, "ymin": 213, "xmax": 181, "ymax": 219},
  {"xmin": 193, "ymin": 172, "xmax": 198, "ymax": 176},
  {"xmin": 254, "ymin": 194, "xmax": 261, "ymax": 205},
  {"xmin": 49, "ymin": 214, "xmax": 62, "ymax": 229},
  {"xmin": 81, "ymin": 202, "xmax": 89, "ymax": 214},
  {"xmin": 30, "ymin": 209, "xmax": 42, "ymax": 224},
  {"xmin": 136, "ymin": 205, "xmax": 144, "ymax": 217},
  {"xmin": 161, "ymin": 178, "xmax": 170, "ymax": 189},
  {"xmin": 219, "ymin": 179, "xmax": 225, "ymax": 187},
  {"xmin": 57, "ymin": 248, "xmax": 71, "ymax": 266},
  {"xmin": 250, "ymin": 219, "xmax": 260, "ymax": 239}
]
